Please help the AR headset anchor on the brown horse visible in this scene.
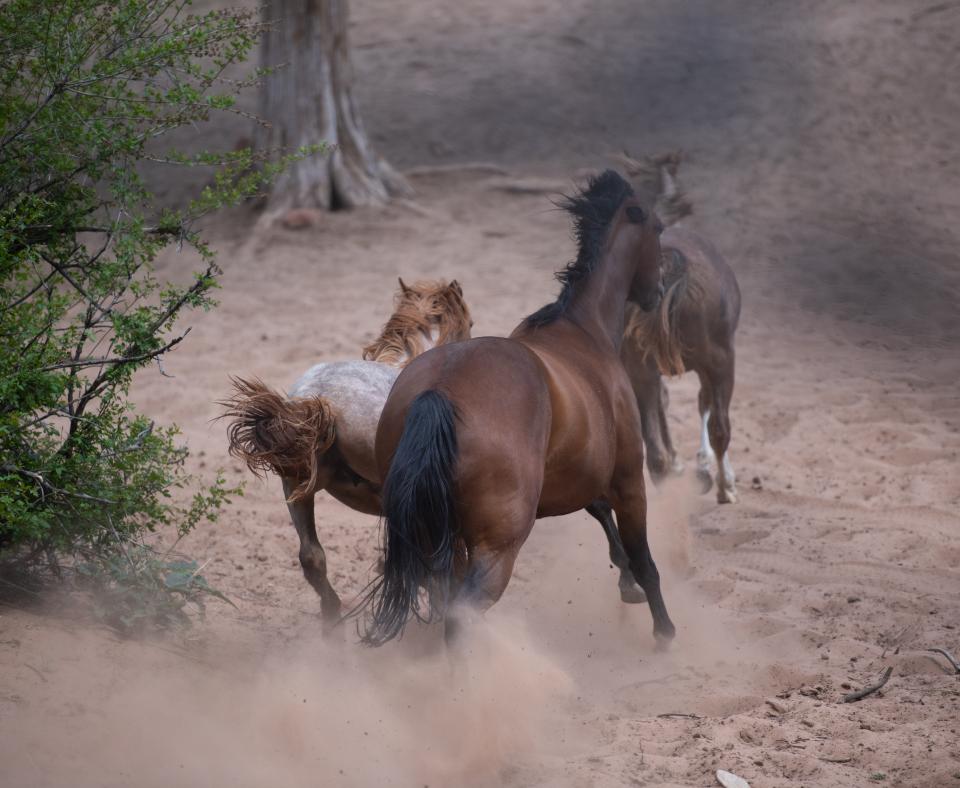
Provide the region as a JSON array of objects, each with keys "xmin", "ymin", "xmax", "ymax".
[
  {"xmin": 222, "ymin": 279, "xmax": 472, "ymax": 624},
  {"xmin": 362, "ymin": 171, "xmax": 675, "ymax": 647},
  {"xmin": 616, "ymin": 152, "xmax": 742, "ymax": 503}
]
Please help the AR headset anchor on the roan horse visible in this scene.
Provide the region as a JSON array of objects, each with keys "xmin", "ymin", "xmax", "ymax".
[
  {"xmin": 362, "ymin": 171, "xmax": 675, "ymax": 646},
  {"xmin": 618, "ymin": 152, "xmax": 741, "ymax": 504},
  {"xmin": 222, "ymin": 279, "xmax": 472, "ymax": 624}
]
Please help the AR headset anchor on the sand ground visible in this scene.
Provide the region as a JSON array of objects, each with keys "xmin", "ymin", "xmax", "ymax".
[{"xmin": 2, "ymin": 1, "xmax": 959, "ymax": 786}]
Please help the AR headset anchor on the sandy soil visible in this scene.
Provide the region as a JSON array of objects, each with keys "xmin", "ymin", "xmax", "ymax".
[{"xmin": 3, "ymin": 1, "xmax": 960, "ymax": 786}]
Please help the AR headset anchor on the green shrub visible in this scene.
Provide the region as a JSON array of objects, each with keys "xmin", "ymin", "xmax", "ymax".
[{"xmin": 0, "ymin": 0, "xmax": 302, "ymax": 620}]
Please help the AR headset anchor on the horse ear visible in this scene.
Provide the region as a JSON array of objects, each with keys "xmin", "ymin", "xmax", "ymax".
[
  {"xmin": 448, "ymin": 279, "xmax": 463, "ymax": 296},
  {"xmin": 397, "ymin": 277, "xmax": 412, "ymax": 295}
]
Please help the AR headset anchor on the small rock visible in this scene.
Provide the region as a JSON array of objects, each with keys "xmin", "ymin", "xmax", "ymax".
[
  {"xmin": 716, "ymin": 770, "xmax": 751, "ymax": 788},
  {"xmin": 847, "ymin": 596, "xmax": 861, "ymax": 604},
  {"xmin": 765, "ymin": 698, "xmax": 788, "ymax": 714},
  {"xmin": 279, "ymin": 208, "xmax": 324, "ymax": 230},
  {"xmin": 751, "ymin": 476, "xmax": 762, "ymax": 490}
]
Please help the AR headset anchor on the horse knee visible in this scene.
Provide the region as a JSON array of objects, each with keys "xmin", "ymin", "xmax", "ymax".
[{"xmin": 298, "ymin": 545, "xmax": 328, "ymax": 578}]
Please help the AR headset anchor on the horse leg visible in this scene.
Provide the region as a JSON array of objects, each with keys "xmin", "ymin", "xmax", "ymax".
[
  {"xmin": 623, "ymin": 349, "xmax": 672, "ymax": 485},
  {"xmin": 696, "ymin": 376, "xmax": 717, "ymax": 494},
  {"xmin": 609, "ymin": 434, "xmax": 675, "ymax": 643},
  {"xmin": 585, "ymin": 500, "xmax": 646, "ymax": 603},
  {"xmin": 707, "ymin": 360, "xmax": 738, "ymax": 504},
  {"xmin": 282, "ymin": 476, "xmax": 342, "ymax": 626},
  {"xmin": 610, "ymin": 487, "xmax": 676, "ymax": 645},
  {"xmin": 657, "ymin": 379, "xmax": 684, "ymax": 474},
  {"xmin": 443, "ymin": 543, "xmax": 522, "ymax": 647}
]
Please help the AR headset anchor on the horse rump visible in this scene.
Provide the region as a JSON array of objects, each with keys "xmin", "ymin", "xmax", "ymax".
[
  {"xmin": 361, "ymin": 389, "xmax": 461, "ymax": 646},
  {"xmin": 222, "ymin": 377, "xmax": 336, "ymax": 502}
]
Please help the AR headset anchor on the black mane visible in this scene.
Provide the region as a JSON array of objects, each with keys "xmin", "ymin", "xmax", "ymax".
[{"xmin": 525, "ymin": 170, "xmax": 634, "ymax": 328}]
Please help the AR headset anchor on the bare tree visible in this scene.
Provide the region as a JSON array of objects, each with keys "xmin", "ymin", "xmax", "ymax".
[{"xmin": 257, "ymin": 0, "xmax": 409, "ymax": 212}]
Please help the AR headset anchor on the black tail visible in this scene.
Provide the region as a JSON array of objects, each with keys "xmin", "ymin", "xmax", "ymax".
[{"xmin": 361, "ymin": 390, "xmax": 460, "ymax": 646}]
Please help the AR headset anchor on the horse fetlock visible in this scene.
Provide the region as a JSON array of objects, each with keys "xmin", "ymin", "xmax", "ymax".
[
  {"xmin": 654, "ymin": 622, "xmax": 677, "ymax": 650},
  {"xmin": 697, "ymin": 467, "xmax": 713, "ymax": 494},
  {"xmin": 648, "ymin": 458, "xmax": 671, "ymax": 485},
  {"xmin": 321, "ymin": 591, "xmax": 342, "ymax": 622}
]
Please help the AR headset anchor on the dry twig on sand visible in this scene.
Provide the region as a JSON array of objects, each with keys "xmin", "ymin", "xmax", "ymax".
[
  {"xmin": 842, "ymin": 666, "xmax": 893, "ymax": 703},
  {"xmin": 656, "ymin": 712, "xmax": 702, "ymax": 719},
  {"xmin": 926, "ymin": 648, "xmax": 960, "ymax": 674}
]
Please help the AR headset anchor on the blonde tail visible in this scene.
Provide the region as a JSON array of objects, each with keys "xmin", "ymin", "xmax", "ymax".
[{"xmin": 222, "ymin": 377, "xmax": 336, "ymax": 502}]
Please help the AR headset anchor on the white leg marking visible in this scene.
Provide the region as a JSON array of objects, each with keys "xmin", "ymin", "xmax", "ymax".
[
  {"xmin": 698, "ymin": 408, "xmax": 716, "ymax": 471},
  {"xmin": 722, "ymin": 452, "xmax": 736, "ymax": 488},
  {"xmin": 716, "ymin": 451, "xmax": 739, "ymax": 503}
]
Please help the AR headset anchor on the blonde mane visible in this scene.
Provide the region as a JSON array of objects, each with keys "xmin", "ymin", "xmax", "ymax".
[
  {"xmin": 615, "ymin": 151, "xmax": 700, "ymax": 376},
  {"xmin": 362, "ymin": 279, "xmax": 472, "ymax": 366},
  {"xmin": 623, "ymin": 249, "xmax": 709, "ymax": 376}
]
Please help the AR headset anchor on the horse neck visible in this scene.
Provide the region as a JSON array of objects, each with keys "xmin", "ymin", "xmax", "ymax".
[{"xmin": 568, "ymin": 230, "xmax": 635, "ymax": 351}]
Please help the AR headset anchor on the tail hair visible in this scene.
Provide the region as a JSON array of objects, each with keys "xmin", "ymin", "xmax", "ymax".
[
  {"xmin": 625, "ymin": 278, "xmax": 687, "ymax": 377},
  {"xmin": 360, "ymin": 390, "xmax": 461, "ymax": 646},
  {"xmin": 221, "ymin": 377, "xmax": 335, "ymax": 502}
]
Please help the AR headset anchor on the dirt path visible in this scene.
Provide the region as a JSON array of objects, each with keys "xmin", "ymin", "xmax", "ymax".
[{"xmin": 2, "ymin": 1, "xmax": 959, "ymax": 786}]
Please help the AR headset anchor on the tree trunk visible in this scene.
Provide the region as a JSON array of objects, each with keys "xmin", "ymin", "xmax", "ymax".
[{"xmin": 257, "ymin": 0, "xmax": 409, "ymax": 212}]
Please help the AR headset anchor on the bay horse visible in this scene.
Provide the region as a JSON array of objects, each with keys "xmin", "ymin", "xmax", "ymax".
[
  {"xmin": 363, "ymin": 171, "xmax": 675, "ymax": 647},
  {"xmin": 615, "ymin": 152, "xmax": 742, "ymax": 503},
  {"xmin": 222, "ymin": 279, "xmax": 472, "ymax": 624}
]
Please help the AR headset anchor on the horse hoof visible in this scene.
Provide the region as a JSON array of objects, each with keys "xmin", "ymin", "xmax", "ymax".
[
  {"xmin": 619, "ymin": 583, "xmax": 648, "ymax": 604},
  {"xmin": 653, "ymin": 630, "xmax": 675, "ymax": 652},
  {"xmin": 696, "ymin": 468, "xmax": 713, "ymax": 494},
  {"xmin": 321, "ymin": 598, "xmax": 343, "ymax": 635},
  {"xmin": 717, "ymin": 487, "xmax": 739, "ymax": 505}
]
